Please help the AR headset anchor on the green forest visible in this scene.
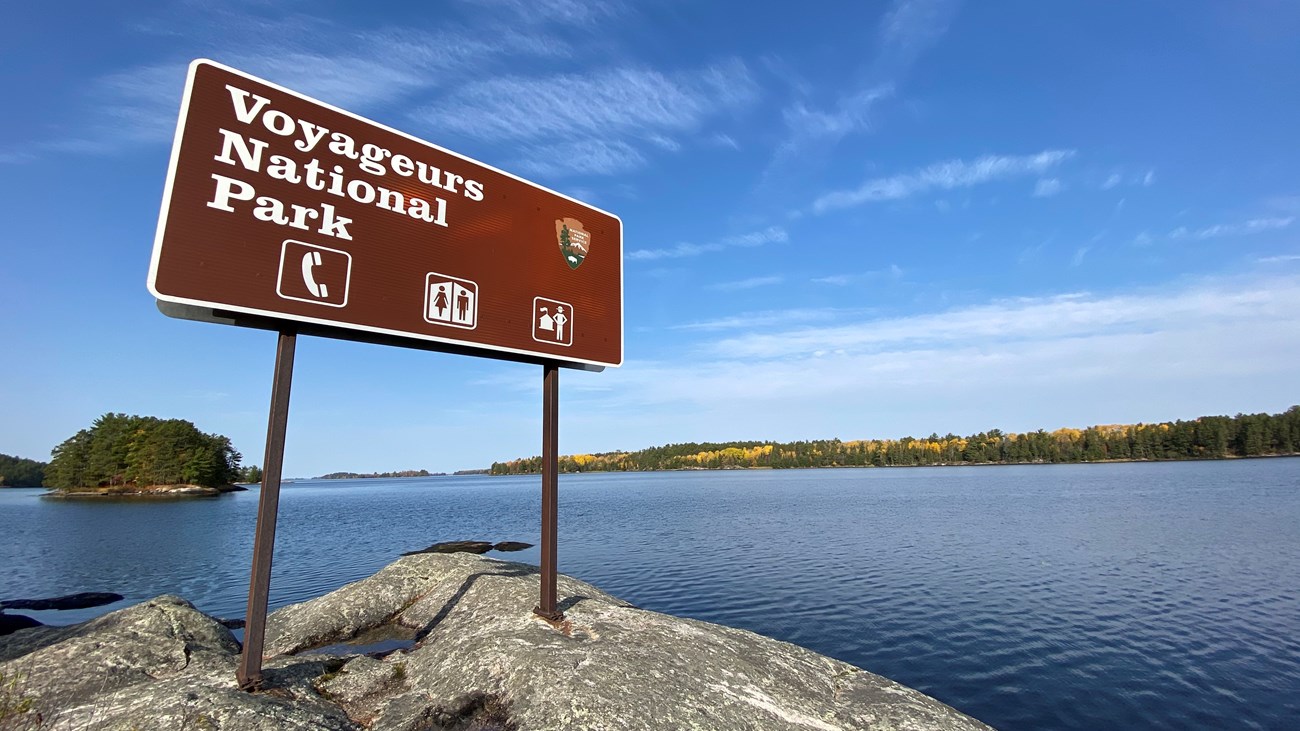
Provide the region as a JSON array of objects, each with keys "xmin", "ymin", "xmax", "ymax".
[
  {"xmin": 44, "ymin": 413, "xmax": 243, "ymax": 489},
  {"xmin": 490, "ymin": 406, "xmax": 1300, "ymax": 474},
  {"xmin": 0, "ymin": 454, "xmax": 47, "ymax": 487}
]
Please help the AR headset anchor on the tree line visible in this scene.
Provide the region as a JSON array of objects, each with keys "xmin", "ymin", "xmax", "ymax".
[
  {"xmin": 44, "ymin": 413, "xmax": 243, "ymax": 489},
  {"xmin": 316, "ymin": 469, "xmax": 435, "ymax": 479},
  {"xmin": 0, "ymin": 454, "xmax": 46, "ymax": 487},
  {"xmin": 490, "ymin": 406, "xmax": 1300, "ymax": 474}
]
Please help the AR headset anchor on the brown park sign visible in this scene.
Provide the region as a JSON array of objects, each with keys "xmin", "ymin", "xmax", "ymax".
[{"xmin": 149, "ymin": 60, "xmax": 623, "ymax": 368}]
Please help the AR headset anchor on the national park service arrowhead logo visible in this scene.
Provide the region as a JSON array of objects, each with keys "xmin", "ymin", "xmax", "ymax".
[{"xmin": 556, "ymin": 218, "xmax": 590, "ymax": 270}]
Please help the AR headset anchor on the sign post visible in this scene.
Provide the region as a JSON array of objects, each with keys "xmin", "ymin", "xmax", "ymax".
[
  {"xmin": 236, "ymin": 329, "xmax": 296, "ymax": 690},
  {"xmin": 150, "ymin": 60, "xmax": 622, "ymax": 689},
  {"xmin": 536, "ymin": 364, "xmax": 562, "ymax": 621}
]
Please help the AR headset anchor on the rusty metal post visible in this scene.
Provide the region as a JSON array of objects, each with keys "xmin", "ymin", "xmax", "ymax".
[
  {"xmin": 534, "ymin": 363, "xmax": 563, "ymax": 621},
  {"xmin": 237, "ymin": 328, "xmax": 297, "ymax": 690}
]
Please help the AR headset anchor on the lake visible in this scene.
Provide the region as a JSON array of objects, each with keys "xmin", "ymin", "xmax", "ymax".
[{"xmin": 2, "ymin": 458, "xmax": 1298, "ymax": 729}]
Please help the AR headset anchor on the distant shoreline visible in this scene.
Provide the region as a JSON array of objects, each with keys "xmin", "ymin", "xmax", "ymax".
[{"xmin": 488, "ymin": 452, "xmax": 1300, "ymax": 477}]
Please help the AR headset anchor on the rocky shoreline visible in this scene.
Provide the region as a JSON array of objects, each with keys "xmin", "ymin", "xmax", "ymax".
[
  {"xmin": 0, "ymin": 553, "xmax": 993, "ymax": 730},
  {"xmin": 40, "ymin": 483, "xmax": 247, "ymax": 499}
]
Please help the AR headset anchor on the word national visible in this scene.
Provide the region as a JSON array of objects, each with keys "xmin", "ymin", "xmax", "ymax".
[{"xmin": 205, "ymin": 83, "xmax": 486, "ymax": 241}]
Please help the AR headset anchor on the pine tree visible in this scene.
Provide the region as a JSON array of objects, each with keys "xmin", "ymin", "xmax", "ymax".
[{"xmin": 559, "ymin": 225, "xmax": 572, "ymax": 256}]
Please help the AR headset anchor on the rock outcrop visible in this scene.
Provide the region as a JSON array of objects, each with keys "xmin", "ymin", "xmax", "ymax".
[
  {"xmin": 42, "ymin": 484, "xmax": 246, "ymax": 499},
  {"xmin": 0, "ymin": 554, "xmax": 993, "ymax": 730}
]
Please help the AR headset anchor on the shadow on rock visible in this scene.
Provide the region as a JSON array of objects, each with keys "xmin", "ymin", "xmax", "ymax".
[
  {"xmin": 414, "ymin": 691, "xmax": 517, "ymax": 731},
  {"xmin": 414, "ymin": 567, "xmax": 535, "ymax": 643}
]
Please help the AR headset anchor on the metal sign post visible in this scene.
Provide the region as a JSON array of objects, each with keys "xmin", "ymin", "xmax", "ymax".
[
  {"xmin": 534, "ymin": 363, "xmax": 562, "ymax": 621},
  {"xmin": 237, "ymin": 329, "xmax": 297, "ymax": 690}
]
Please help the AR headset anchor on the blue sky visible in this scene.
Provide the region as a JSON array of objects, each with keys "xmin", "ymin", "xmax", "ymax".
[{"xmin": 3, "ymin": 0, "xmax": 1299, "ymax": 475}]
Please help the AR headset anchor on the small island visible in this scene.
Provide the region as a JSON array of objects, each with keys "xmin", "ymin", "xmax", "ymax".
[
  {"xmin": 39, "ymin": 413, "xmax": 248, "ymax": 497},
  {"xmin": 315, "ymin": 469, "xmax": 441, "ymax": 479}
]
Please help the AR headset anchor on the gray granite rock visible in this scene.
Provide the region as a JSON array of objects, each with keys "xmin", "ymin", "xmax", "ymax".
[{"xmin": 0, "ymin": 555, "xmax": 994, "ymax": 731}]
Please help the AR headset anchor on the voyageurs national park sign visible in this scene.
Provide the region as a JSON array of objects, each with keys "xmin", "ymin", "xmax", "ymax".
[{"xmin": 149, "ymin": 60, "xmax": 623, "ymax": 369}]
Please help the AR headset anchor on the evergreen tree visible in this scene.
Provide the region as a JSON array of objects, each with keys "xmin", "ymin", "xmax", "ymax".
[{"xmin": 0, "ymin": 454, "xmax": 47, "ymax": 486}]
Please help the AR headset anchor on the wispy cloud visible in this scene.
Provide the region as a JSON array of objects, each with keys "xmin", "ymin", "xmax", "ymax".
[
  {"xmin": 514, "ymin": 140, "xmax": 644, "ymax": 177},
  {"xmin": 568, "ymin": 274, "xmax": 1300, "ymax": 446},
  {"xmin": 1264, "ymin": 195, "xmax": 1300, "ymax": 214},
  {"xmin": 709, "ymin": 133, "xmax": 741, "ymax": 150},
  {"xmin": 1257, "ymin": 253, "xmax": 1300, "ymax": 264},
  {"xmin": 706, "ymin": 277, "xmax": 1299, "ymax": 361},
  {"xmin": 876, "ymin": 0, "xmax": 962, "ymax": 74},
  {"xmin": 812, "ymin": 149, "xmax": 1075, "ymax": 214},
  {"xmin": 709, "ymin": 276, "xmax": 785, "ymax": 292},
  {"xmin": 459, "ymin": 0, "xmax": 626, "ymax": 26},
  {"xmin": 812, "ymin": 274, "xmax": 853, "ymax": 286},
  {"xmin": 416, "ymin": 61, "xmax": 758, "ymax": 177},
  {"xmin": 763, "ymin": 0, "xmax": 959, "ymax": 180},
  {"xmin": 1071, "ymin": 246, "xmax": 1090, "ymax": 266},
  {"xmin": 1170, "ymin": 217, "xmax": 1294, "ymax": 240},
  {"xmin": 4, "ymin": 2, "xmax": 629, "ymax": 166},
  {"xmin": 5, "ymin": 6, "xmax": 567, "ymax": 162},
  {"xmin": 671, "ymin": 309, "xmax": 845, "ymax": 332},
  {"xmin": 1034, "ymin": 178, "xmax": 1063, "ymax": 197},
  {"xmin": 1100, "ymin": 168, "xmax": 1156, "ymax": 190},
  {"xmin": 811, "ymin": 265, "xmax": 904, "ymax": 285},
  {"xmin": 419, "ymin": 64, "xmax": 754, "ymax": 143},
  {"xmin": 628, "ymin": 227, "xmax": 788, "ymax": 261}
]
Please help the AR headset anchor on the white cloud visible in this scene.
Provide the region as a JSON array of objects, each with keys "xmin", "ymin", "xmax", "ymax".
[
  {"xmin": 1264, "ymin": 195, "xmax": 1300, "ymax": 214},
  {"xmin": 812, "ymin": 149, "xmax": 1075, "ymax": 214},
  {"xmin": 1169, "ymin": 217, "xmax": 1294, "ymax": 240},
  {"xmin": 812, "ymin": 274, "xmax": 853, "ymax": 286},
  {"xmin": 1071, "ymin": 246, "xmax": 1090, "ymax": 266},
  {"xmin": 421, "ymin": 64, "xmax": 754, "ymax": 143},
  {"xmin": 1257, "ymin": 253, "xmax": 1300, "ymax": 264},
  {"xmin": 709, "ymin": 276, "xmax": 785, "ymax": 292},
  {"xmin": 671, "ymin": 309, "xmax": 843, "ymax": 332},
  {"xmin": 811, "ymin": 265, "xmax": 903, "ymax": 285},
  {"xmin": 562, "ymin": 275, "xmax": 1300, "ymax": 449},
  {"xmin": 628, "ymin": 227, "xmax": 788, "ymax": 261},
  {"xmin": 763, "ymin": 0, "xmax": 957, "ymax": 179},
  {"xmin": 1099, "ymin": 168, "xmax": 1155, "ymax": 190},
  {"xmin": 514, "ymin": 140, "xmax": 644, "ymax": 177},
  {"xmin": 417, "ymin": 61, "xmax": 758, "ymax": 176},
  {"xmin": 877, "ymin": 0, "xmax": 962, "ymax": 74},
  {"xmin": 459, "ymin": 0, "xmax": 625, "ymax": 26},
  {"xmin": 1034, "ymin": 178, "xmax": 1063, "ymax": 197},
  {"xmin": 705, "ymin": 276, "xmax": 1300, "ymax": 360},
  {"xmin": 709, "ymin": 133, "xmax": 741, "ymax": 150},
  {"xmin": 6, "ymin": 8, "xmax": 566, "ymax": 161}
]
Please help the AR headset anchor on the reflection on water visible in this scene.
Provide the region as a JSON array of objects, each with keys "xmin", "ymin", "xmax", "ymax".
[{"xmin": 2, "ymin": 458, "xmax": 1298, "ymax": 730}]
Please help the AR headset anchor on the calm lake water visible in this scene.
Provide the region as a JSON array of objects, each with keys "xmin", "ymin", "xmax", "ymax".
[{"xmin": 2, "ymin": 459, "xmax": 1298, "ymax": 730}]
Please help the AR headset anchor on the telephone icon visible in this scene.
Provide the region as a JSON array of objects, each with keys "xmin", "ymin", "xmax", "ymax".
[
  {"xmin": 301, "ymin": 250, "xmax": 328, "ymax": 298},
  {"xmin": 276, "ymin": 240, "xmax": 351, "ymax": 308}
]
